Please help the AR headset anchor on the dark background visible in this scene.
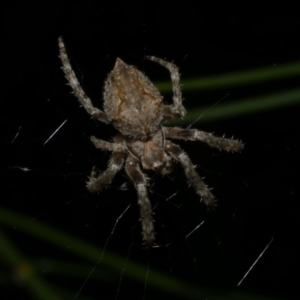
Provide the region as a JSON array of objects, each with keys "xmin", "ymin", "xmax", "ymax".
[{"xmin": 1, "ymin": 2, "xmax": 299, "ymax": 300}]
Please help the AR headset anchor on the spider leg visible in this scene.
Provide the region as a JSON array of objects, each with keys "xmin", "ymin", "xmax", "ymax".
[
  {"xmin": 90, "ymin": 136, "xmax": 125, "ymax": 152},
  {"xmin": 146, "ymin": 56, "xmax": 186, "ymax": 120},
  {"xmin": 87, "ymin": 151, "xmax": 126, "ymax": 193},
  {"xmin": 165, "ymin": 141, "xmax": 215, "ymax": 207},
  {"xmin": 125, "ymin": 156, "xmax": 155, "ymax": 246},
  {"xmin": 58, "ymin": 37, "xmax": 109, "ymax": 123},
  {"xmin": 164, "ymin": 127, "xmax": 244, "ymax": 152}
]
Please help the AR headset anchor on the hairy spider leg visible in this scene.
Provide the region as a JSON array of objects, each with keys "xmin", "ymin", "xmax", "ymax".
[
  {"xmin": 165, "ymin": 141, "xmax": 215, "ymax": 207},
  {"xmin": 125, "ymin": 156, "xmax": 155, "ymax": 246},
  {"xmin": 164, "ymin": 127, "xmax": 244, "ymax": 152},
  {"xmin": 58, "ymin": 37, "xmax": 109, "ymax": 123},
  {"xmin": 146, "ymin": 56, "xmax": 186, "ymax": 121}
]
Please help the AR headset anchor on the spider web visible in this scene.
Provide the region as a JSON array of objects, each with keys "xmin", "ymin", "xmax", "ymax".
[{"xmin": 1, "ymin": 4, "xmax": 300, "ymax": 300}]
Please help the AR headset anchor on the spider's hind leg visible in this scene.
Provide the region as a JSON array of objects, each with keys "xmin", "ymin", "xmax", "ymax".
[
  {"xmin": 146, "ymin": 56, "xmax": 186, "ymax": 120},
  {"xmin": 58, "ymin": 37, "xmax": 109, "ymax": 124}
]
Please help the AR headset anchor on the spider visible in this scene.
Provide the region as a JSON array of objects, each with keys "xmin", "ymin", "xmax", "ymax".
[{"xmin": 58, "ymin": 37, "xmax": 243, "ymax": 246}]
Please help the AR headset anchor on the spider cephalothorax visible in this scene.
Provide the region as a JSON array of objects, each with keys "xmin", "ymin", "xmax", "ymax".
[{"xmin": 58, "ymin": 37, "xmax": 244, "ymax": 246}]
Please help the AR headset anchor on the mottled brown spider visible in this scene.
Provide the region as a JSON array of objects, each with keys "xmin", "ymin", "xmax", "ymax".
[{"xmin": 58, "ymin": 37, "xmax": 243, "ymax": 246}]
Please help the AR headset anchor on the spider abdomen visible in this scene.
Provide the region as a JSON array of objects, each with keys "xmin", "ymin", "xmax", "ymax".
[{"xmin": 103, "ymin": 58, "xmax": 164, "ymax": 137}]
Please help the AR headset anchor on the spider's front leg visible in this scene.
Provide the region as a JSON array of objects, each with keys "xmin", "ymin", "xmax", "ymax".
[
  {"xmin": 164, "ymin": 127, "xmax": 244, "ymax": 152},
  {"xmin": 165, "ymin": 141, "xmax": 215, "ymax": 207},
  {"xmin": 125, "ymin": 156, "xmax": 155, "ymax": 246},
  {"xmin": 146, "ymin": 56, "xmax": 186, "ymax": 120}
]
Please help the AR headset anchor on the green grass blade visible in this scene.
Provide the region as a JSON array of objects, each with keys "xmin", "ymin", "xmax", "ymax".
[
  {"xmin": 0, "ymin": 207, "xmax": 284, "ymax": 300},
  {"xmin": 169, "ymin": 87, "xmax": 300, "ymax": 125},
  {"xmin": 155, "ymin": 60, "xmax": 300, "ymax": 92}
]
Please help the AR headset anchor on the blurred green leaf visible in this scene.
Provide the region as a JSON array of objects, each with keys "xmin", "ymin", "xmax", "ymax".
[
  {"xmin": 156, "ymin": 60, "xmax": 300, "ymax": 92},
  {"xmin": 0, "ymin": 207, "xmax": 284, "ymax": 300},
  {"xmin": 169, "ymin": 88, "xmax": 300, "ymax": 125}
]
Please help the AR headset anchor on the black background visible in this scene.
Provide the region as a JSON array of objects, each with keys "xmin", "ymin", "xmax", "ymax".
[{"xmin": 1, "ymin": 2, "xmax": 300, "ymax": 300}]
